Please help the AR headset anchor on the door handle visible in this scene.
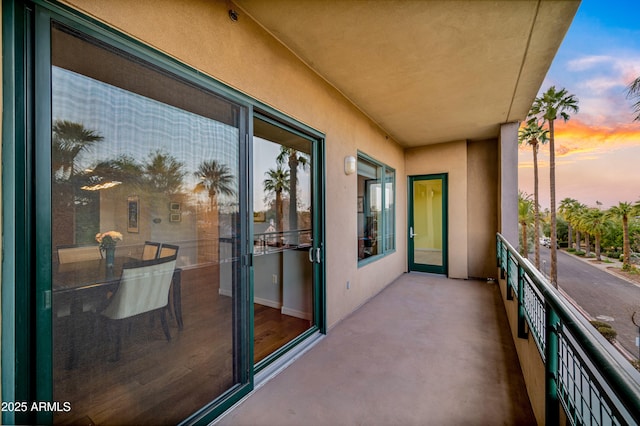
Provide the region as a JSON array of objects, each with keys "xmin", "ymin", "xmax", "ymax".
[
  {"xmin": 410, "ymin": 227, "xmax": 417, "ymax": 238},
  {"xmin": 309, "ymin": 247, "xmax": 321, "ymax": 263}
]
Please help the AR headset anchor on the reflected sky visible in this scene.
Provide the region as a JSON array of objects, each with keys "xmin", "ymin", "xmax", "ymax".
[{"xmin": 52, "ymin": 66, "xmax": 239, "ymax": 198}]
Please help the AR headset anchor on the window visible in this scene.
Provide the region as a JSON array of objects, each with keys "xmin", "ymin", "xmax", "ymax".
[{"xmin": 357, "ymin": 154, "xmax": 395, "ymax": 262}]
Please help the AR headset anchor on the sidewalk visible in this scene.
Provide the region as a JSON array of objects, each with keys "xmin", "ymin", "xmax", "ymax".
[{"xmin": 561, "ymin": 249, "xmax": 640, "ymax": 288}]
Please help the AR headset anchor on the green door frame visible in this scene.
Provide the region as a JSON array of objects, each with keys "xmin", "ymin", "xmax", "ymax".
[
  {"xmin": 408, "ymin": 174, "xmax": 448, "ymax": 275},
  {"xmin": 251, "ymin": 112, "xmax": 327, "ymax": 375}
]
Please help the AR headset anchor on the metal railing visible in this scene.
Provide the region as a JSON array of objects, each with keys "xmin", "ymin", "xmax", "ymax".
[{"xmin": 496, "ymin": 233, "xmax": 640, "ymax": 425}]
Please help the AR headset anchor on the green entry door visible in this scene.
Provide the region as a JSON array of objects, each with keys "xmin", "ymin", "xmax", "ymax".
[{"xmin": 408, "ymin": 175, "xmax": 447, "ymax": 274}]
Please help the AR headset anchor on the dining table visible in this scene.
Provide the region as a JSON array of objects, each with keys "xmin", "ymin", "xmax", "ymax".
[{"xmin": 52, "ymin": 256, "xmax": 183, "ymax": 368}]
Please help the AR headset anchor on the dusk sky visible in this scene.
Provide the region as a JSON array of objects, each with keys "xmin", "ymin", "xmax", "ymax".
[{"xmin": 518, "ymin": 0, "xmax": 640, "ymax": 210}]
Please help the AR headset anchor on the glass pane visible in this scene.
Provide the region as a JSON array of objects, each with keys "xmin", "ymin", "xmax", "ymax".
[
  {"xmin": 357, "ymin": 157, "xmax": 382, "ymax": 260},
  {"xmin": 253, "ymin": 117, "xmax": 314, "ymax": 364},
  {"xmin": 413, "ymin": 179, "xmax": 443, "ymax": 266},
  {"xmin": 385, "ymin": 168, "xmax": 395, "ymax": 252},
  {"xmin": 51, "ymin": 24, "xmax": 244, "ymax": 424}
]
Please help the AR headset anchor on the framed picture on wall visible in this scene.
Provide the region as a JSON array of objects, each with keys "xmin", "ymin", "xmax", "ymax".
[
  {"xmin": 170, "ymin": 213, "xmax": 182, "ymax": 223},
  {"xmin": 127, "ymin": 196, "xmax": 139, "ymax": 233},
  {"xmin": 170, "ymin": 202, "xmax": 181, "ymax": 211}
]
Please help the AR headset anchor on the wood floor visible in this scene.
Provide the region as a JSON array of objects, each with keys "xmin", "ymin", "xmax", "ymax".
[{"xmin": 53, "ymin": 265, "xmax": 310, "ymax": 425}]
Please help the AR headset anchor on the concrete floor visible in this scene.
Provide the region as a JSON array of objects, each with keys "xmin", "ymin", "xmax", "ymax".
[{"xmin": 215, "ymin": 273, "xmax": 536, "ymax": 426}]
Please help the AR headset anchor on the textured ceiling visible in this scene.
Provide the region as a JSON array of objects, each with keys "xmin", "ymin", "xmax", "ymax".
[{"xmin": 236, "ymin": 0, "xmax": 579, "ymax": 147}]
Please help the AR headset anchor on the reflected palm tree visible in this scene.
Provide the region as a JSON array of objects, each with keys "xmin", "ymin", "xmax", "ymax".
[
  {"xmin": 144, "ymin": 150, "xmax": 185, "ymax": 196},
  {"xmin": 193, "ymin": 160, "xmax": 235, "ymax": 264},
  {"xmin": 52, "ymin": 120, "xmax": 104, "ymax": 246},
  {"xmin": 193, "ymin": 160, "xmax": 236, "ymax": 210},
  {"xmin": 83, "ymin": 155, "xmax": 144, "ymax": 190},
  {"xmin": 263, "ymin": 166, "xmax": 290, "ymax": 233},
  {"xmin": 52, "ymin": 120, "xmax": 103, "ymax": 181}
]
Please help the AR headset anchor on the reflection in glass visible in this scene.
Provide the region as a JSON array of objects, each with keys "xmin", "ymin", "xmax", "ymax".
[
  {"xmin": 51, "ymin": 24, "xmax": 243, "ymax": 424},
  {"xmin": 252, "ymin": 117, "xmax": 314, "ymax": 364},
  {"xmin": 385, "ymin": 168, "xmax": 395, "ymax": 251},
  {"xmin": 357, "ymin": 157, "xmax": 383, "ymax": 260}
]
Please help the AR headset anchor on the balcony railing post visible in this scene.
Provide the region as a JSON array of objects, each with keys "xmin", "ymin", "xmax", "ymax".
[
  {"xmin": 517, "ymin": 265, "xmax": 527, "ymax": 339},
  {"xmin": 545, "ymin": 304, "xmax": 560, "ymax": 426}
]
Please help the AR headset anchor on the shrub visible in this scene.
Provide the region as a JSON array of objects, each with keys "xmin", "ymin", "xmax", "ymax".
[
  {"xmin": 567, "ymin": 248, "xmax": 576, "ymax": 253},
  {"xmin": 590, "ymin": 320, "xmax": 613, "ymax": 329},
  {"xmin": 589, "ymin": 320, "xmax": 617, "ymax": 343},
  {"xmin": 575, "ymin": 250, "xmax": 586, "ymax": 257},
  {"xmin": 604, "ymin": 250, "xmax": 621, "ymax": 259},
  {"xmin": 598, "ymin": 327, "xmax": 617, "ymax": 343}
]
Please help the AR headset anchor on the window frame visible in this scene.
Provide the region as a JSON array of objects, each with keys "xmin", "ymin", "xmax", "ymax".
[{"xmin": 357, "ymin": 151, "xmax": 396, "ymax": 266}]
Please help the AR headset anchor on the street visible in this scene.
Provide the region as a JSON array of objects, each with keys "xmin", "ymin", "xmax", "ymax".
[{"xmin": 538, "ymin": 246, "xmax": 640, "ymax": 357}]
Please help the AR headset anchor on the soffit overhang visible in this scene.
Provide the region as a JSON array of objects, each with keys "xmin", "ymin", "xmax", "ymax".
[{"xmin": 235, "ymin": 0, "xmax": 580, "ymax": 147}]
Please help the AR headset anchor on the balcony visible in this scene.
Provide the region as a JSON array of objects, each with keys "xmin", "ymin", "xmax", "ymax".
[
  {"xmin": 216, "ymin": 272, "xmax": 536, "ymax": 425},
  {"xmin": 215, "ymin": 235, "xmax": 640, "ymax": 425}
]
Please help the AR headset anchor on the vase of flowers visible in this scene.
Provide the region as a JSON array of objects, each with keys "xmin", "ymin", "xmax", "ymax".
[{"xmin": 96, "ymin": 231, "xmax": 123, "ymax": 268}]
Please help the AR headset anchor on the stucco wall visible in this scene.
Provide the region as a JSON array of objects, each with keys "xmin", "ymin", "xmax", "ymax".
[
  {"xmin": 60, "ymin": 0, "xmax": 407, "ymax": 329},
  {"xmin": 467, "ymin": 139, "xmax": 498, "ymax": 279},
  {"xmin": 405, "ymin": 141, "xmax": 468, "ymax": 279}
]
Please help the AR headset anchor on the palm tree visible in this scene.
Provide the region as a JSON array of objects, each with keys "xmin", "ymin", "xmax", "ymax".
[
  {"xmin": 528, "ymin": 86, "xmax": 579, "ymax": 287},
  {"xmin": 194, "ymin": 160, "xmax": 236, "ymax": 210},
  {"xmin": 277, "ymin": 147, "xmax": 309, "ymax": 242},
  {"xmin": 573, "ymin": 202, "xmax": 587, "ymax": 252},
  {"xmin": 518, "ymin": 192, "xmax": 534, "ymax": 258},
  {"xmin": 580, "ymin": 208, "xmax": 608, "ymax": 261},
  {"xmin": 519, "ymin": 120, "xmax": 548, "ymax": 269},
  {"xmin": 559, "ymin": 198, "xmax": 579, "ymax": 249},
  {"xmin": 607, "ymin": 202, "xmax": 637, "ymax": 270},
  {"xmin": 263, "ymin": 166, "xmax": 290, "ymax": 233},
  {"xmin": 626, "ymin": 77, "xmax": 640, "ymax": 121}
]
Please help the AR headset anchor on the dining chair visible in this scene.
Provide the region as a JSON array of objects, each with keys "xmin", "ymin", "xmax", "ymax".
[
  {"xmin": 55, "ymin": 244, "xmax": 103, "ymax": 319},
  {"xmin": 157, "ymin": 243, "xmax": 183, "ymax": 329},
  {"xmin": 100, "ymin": 254, "xmax": 177, "ymax": 360},
  {"xmin": 142, "ymin": 241, "xmax": 161, "ymax": 260},
  {"xmin": 57, "ymin": 243, "xmax": 103, "ymax": 264},
  {"xmin": 157, "ymin": 243, "xmax": 179, "ymax": 259}
]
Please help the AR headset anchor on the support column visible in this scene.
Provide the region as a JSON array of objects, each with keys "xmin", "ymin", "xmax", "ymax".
[{"xmin": 499, "ymin": 122, "xmax": 519, "ymax": 248}]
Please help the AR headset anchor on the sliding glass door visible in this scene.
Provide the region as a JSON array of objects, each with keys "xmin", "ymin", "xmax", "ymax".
[
  {"xmin": 9, "ymin": 5, "xmax": 325, "ymax": 425},
  {"xmin": 252, "ymin": 116, "xmax": 319, "ymax": 368},
  {"xmin": 39, "ymin": 16, "xmax": 250, "ymax": 425}
]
